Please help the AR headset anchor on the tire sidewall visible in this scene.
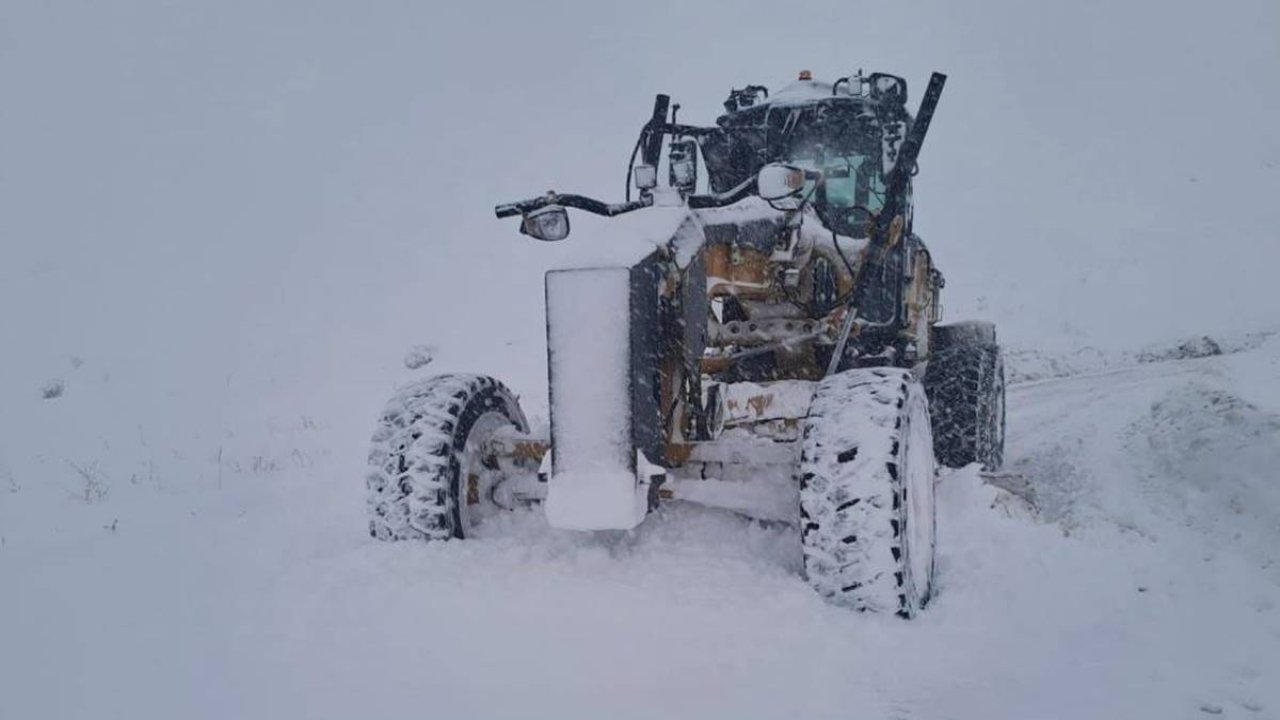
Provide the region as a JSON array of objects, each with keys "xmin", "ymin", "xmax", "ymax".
[
  {"xmin": 444, "ymin": 391, "xmax": 522, "ymax": 539},
  {"xmin": 901, "ymin": 381, "xmax": 937, "ymax": 611}
]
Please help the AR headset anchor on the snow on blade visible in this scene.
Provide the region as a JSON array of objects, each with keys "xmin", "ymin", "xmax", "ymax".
[
  {"xmin": 544, "ymin": 267, "xmax": 646, "ymax": 530},
  {"xmin": 548, "ymin": 205, "xmax": 704, "ymax": 270}
]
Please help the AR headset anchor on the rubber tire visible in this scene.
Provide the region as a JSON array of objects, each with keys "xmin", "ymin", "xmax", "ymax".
[
  {"xmin": 366, "ymin": 374, "xmax": 527, "ymax": 541},
  {"xmin": 801, "ymin": 367, "xmax": 937, "ymax": 616},
  {"xmin": 932, "ymin": 320, "xmax": 996, "ymax": 349},
  {"xmin": 925, "ymin": 343, "xmax": 1005, "ymax": 471}
]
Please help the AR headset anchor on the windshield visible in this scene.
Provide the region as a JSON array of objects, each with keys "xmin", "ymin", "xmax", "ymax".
[
  {"xmin": 783, "ymin": 105, "xmax": 888, "ymax": 236},
  {"xmin": 701, "ymin": 99, "xmax": 894, "ymax": 236},
  {"xmin": 813, "ymin": 156, "xmax": 888, "ymax": 238}
]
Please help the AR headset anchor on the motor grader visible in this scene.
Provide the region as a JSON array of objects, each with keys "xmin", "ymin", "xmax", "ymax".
[{"xmin": 365, "ymin": 69, "xmax": 1005, "ymax": 616}]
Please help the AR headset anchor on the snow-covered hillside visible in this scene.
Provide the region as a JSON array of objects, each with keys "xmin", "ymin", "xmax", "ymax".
[{"xmin": 2, "ymin": 335, "xmax": 1277, "ymax": 719}]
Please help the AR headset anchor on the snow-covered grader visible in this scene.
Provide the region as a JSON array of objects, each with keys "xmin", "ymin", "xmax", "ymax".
[{"xmin": 366, "ymin": 70, "xmax": 1004, "ymax": 616}]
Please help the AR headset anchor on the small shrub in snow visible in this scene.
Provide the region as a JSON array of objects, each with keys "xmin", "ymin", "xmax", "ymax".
[
  {"xmin": 65, "ymin": 460, "xmax": 109, "ymax": 503},
  {"xmin": 1137, "ymin": 335, "xmax": 1223, "ymax": 363},
  {"xmin": 40, "ymin": 379, "xmax": 65, "ymax": 399},
  {"xmin": 403, "ymin": 345, "xmax": 435, "ymax": 370}
]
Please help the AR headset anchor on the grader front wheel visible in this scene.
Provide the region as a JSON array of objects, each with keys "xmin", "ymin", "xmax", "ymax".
[
  {"xmin": 800, "ymin": 368, "xmax": 937, "ymax": 616},
  {"xmin": 365, "ymin": 374, "xmax": 528, "ymax": 541}
]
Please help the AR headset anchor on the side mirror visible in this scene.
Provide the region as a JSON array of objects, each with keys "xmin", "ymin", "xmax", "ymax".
[
  {"xmin": 633, "ymin": 164, "xmax": 658, "ymax": 191},
  {"xmin": 868, "ymin": 73, "xmax": 907, "ymax": 104},
  {"xmin": 521, "ymin": 205, "xmax": 570, "ymax": 242},
  {"xmin": 756, "ymin": 163, "xmax": 807, "ymax": 201}
]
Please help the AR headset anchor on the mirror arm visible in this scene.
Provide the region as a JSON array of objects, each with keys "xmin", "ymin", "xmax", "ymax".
[
  {"xmin": 686, "ymin": 177, "xmax": 756, "ymax": 209},
  {"xmin": 495, "ymin": 193, "xmax": 653, "ymax": 220},
  {"xmin": 659, "ymin": 122, "xmax": 715, "ymax": 138}
]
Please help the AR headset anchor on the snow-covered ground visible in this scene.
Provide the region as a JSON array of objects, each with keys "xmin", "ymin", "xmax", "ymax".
[
  {"xmin": 4, "ymin": 2, "xmax": 1278, "ymax": 717},
  {"xmin": 2, "ymin": 334, "xmax": 1277, "ymax": 719}
]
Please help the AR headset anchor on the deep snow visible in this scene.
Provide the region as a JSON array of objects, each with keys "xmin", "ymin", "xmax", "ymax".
[
  {"xmin": 4, "ymin": 2, "xmax": 1279, "ymax": 717},
  {"xmin": 2, "ymin": 335, "xmax": 1278, "ymax": 719}
]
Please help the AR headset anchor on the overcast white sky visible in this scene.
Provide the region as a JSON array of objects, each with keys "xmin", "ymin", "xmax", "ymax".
[{"xmin": 2, "ymin": 0, "xmax": 1277, "ymax": 423}]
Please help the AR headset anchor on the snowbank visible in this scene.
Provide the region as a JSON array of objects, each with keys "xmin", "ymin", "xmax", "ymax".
[{"xmin": 1005, "ymin": 329, "xmax": 1278, "ymax": 385}]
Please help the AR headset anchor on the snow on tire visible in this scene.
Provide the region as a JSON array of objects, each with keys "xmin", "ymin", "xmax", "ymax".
[
  {"xmin": 365, "ymin": 374, "xmax": 528, "ymax": 542},
  {"xmin": 925, "ymin": 343, "xmax": 1005, "ymax": 470},
  {"xmin": 800, "ymin": 367, "xmax": 937, "ymax": 616}
]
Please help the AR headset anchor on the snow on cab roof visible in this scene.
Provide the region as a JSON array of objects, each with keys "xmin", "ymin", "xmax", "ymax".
[
  {"xmin": 741, "ymin": 74, "xmax": 906, "ymax": 112},
  {"xmin": 764, "ymin": 79, "xmax": 841, "ymax": 106}
]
